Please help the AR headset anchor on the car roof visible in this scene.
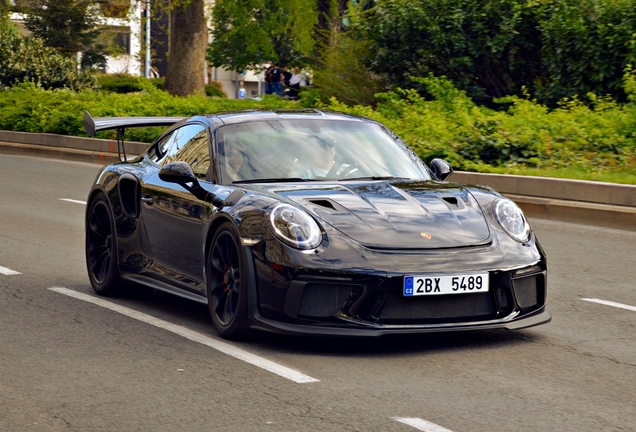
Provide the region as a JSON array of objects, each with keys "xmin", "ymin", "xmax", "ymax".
[{"xmin": 204, "ymin": 109, "xmax": 372, "ymax": 126}]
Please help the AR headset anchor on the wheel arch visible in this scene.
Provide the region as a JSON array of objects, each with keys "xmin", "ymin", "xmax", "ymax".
[{"xmin": 86, "ymin": 186, "xmax": 110, "ymax": 220}]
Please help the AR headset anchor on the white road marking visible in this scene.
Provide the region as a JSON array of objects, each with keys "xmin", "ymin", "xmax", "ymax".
[
  {"xmin": 59, "ymin": 198, "xmax": 87, "ymax": 205},
  {"xmin": 582, "ymin": 298, "xmax": 636, "ymax": 313},
  {"xmin": 48, "ymin": 287, "xmax": 319, "ymax": 384},
  {"xmin": 0, "ymin": 265, "xmax": 21, "ymax": 275},
  {"xmin": 394, "ymin": 418, "xmax": 454, "ymax": 432}
]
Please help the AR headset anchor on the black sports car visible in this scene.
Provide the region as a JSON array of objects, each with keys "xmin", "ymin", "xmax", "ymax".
[{"xmin": 83, "ymin": 109, "xmax": 550, "ymax": 338}]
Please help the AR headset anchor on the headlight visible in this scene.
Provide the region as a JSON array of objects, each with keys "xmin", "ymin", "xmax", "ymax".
[
  {"xmin": 494, "ymin": 198, "xmax": 531, "ymax": 243},
  {"xmin": 268, "ymin": 204, "xmax": 322, "ymax": 249}
]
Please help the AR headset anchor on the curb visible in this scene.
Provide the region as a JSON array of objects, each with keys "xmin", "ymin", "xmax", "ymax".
[{"xmin": 1, "ymin": 131, "xmax": 634, "ymax": 232}]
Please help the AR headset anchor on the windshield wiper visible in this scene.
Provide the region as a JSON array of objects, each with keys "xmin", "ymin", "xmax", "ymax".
[
  {"xmin": 339, "ymin": 176, "xmax": 409, "ymax": 181},
  {"xmin": 233, "ymin": 177, "xmax": 309, "ymax": 184}
]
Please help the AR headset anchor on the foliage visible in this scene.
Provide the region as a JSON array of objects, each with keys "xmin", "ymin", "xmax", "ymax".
[
  {"xmin": 0, "ymin": 18, "xmax": 97, "ymax": 90},
  {"xmin": 96, "ymin": 74, "xmax": 227, "ymax": 98},
  {"xmin": 358, "ymin": 0, "xmax": 636, "ymax": 107},
  {"xmin": 537, "ymin": 0, "xmax": 636, "ymax": 105},
  {"xmin": 0, "ymin": 83, "xmax": 293, "ymax": 142},
  {"xmin": 208, "ymin": 0, "xmax": 318, "ymax": 70},
  {"xmin": 315, "ymin": 75, "xmax": 636, "ymax": 177},
  {"xmin": 359, "ymin": 0, "xmax": 542, "ymax": 103},
  {"xmin": 0, "ymin": 75, "xmax": 634, "ymax": 183},
  {"xmin": 22, "ymin": 0, "xmax": 106, "ymax": 69},
  {"xmin": 311, "ymin": 2, "xmax": 384, "ymax": 106}
]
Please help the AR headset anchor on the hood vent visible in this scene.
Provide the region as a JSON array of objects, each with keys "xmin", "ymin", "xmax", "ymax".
[
  {"xmin": 441, "ymin": 196, "xmax": 463, "ymax": 210},
  {"xmin": 309, "ymin": 199, "xmax": 338, "ymax": 211}
]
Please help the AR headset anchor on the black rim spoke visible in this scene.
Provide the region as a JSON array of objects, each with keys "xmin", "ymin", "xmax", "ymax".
[
  {"xmin": 94, "ymin": 205, "xmax": 111, "ymax": 236},
  {"xmin": 224, "ymin": 290, "xmax": 235, "ymax": 321},
  {"xmin": 95, "ymin": 251, "xmax": 110, "ymax": 281},
  {"xmin": 216, "ymin": 288, "xmax": 230, "ymax": 321},
  {"xmin": 88, "ymin": 202, "xmax": 113, "ymax": 283},
  {"xmin": 210, "ymin": 232, "xmax": 241, "ymax": 326},
  {"xmin": 89, "ymin": 219, "xmax": 106, "ymax": 239},
  {"xmin": 211, "ymin": 254, "xmax": 226, "ymax": 273}
]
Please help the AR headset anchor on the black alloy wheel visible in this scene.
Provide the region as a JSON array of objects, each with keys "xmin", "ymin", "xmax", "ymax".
[
  {"xmin": 207, "ymin": 223, "xmax": 249, "ymax": 338},
  {"xmin": 86, "ymin": 194, "xmax": 123, "ymax": 296}
]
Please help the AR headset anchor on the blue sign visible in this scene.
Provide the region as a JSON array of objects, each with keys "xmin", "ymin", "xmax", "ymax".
[{"xmin": 404, "ymin": 276, "xmax": 414, "ymax": 296}]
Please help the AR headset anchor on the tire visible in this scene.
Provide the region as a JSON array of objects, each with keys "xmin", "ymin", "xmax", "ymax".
[
  {"xmin": 207, "ymin": 222, "xmax": 250, "ymax": 339},
  {"xmin": 85, "ymin": 194, "xmax": 124, "ymax": 296}
]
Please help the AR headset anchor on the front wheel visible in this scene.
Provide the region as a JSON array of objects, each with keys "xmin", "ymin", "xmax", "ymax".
[
  {"xmin": 207, "ymin": 223, "xmax": 250, "ymax": 339},
  {"xmin": 85, "ymin": 194, "xmax": 123, "ymax": 296}
]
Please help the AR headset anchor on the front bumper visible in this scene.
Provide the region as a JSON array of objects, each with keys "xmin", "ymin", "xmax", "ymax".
[{"xmin": 248, "ymin": 244, "xmax": 550, "ymax": 336}]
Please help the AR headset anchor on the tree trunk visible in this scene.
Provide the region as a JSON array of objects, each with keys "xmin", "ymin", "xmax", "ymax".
[{"xmin": 164, "ymin": 0, "xmax": 207, "ymax": 96}]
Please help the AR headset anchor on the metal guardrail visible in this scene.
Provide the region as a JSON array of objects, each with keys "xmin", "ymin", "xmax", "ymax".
[{"xmin": 1, "ymin": 130, "xmax": 635, "ymax": 231}]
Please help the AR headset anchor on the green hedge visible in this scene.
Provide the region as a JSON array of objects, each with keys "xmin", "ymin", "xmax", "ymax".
[
  {"xmin": 320, "ymin": 75, "xmax": 636, "ymax": 177},
  {"xmin": 1, "ymin": 75, "xmax": 634, "ymax": 182},
  {"xmin": 0, "ymin": 81, "xmax": 291, "ymax": 142},
  {"xmin": 96, "ymin": 74, "xmax": 227, "ymax": 98}
]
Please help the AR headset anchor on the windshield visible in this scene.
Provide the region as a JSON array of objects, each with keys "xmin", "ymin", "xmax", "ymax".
[{"xmin": 215, "ymin": 119, "xmax": 431, "ymax": 184}]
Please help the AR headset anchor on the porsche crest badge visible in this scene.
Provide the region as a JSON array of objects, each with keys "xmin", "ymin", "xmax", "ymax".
[{"xmin": 420, "ymin": 232, "xmax": 432, "ymax": 240}]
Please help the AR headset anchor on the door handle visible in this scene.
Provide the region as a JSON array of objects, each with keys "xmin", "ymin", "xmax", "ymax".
[{"xmin": 141, "ymin": 195, "xmax": 153, "ymax": 205}]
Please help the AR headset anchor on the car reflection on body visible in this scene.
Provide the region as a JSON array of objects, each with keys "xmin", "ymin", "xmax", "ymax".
[{"xmin": 83, "ymin": 109, "xmax": 550, "ymax": 338}]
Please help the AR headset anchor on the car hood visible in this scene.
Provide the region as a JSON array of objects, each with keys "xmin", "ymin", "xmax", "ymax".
[{"xmin": 254, "ymin": 181, "xmax": 491, "ymax": 249}]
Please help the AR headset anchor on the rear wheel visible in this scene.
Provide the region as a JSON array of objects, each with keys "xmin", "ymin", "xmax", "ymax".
[
  {"xmin": 207, "ymin": 223, "xmax": 250, "ymax": 338},
  {"xmin": 86, "ymin": 194, "xmax": 123, "ymax": 296}
]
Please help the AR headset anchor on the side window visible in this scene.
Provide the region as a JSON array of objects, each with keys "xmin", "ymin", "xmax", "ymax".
[
  {"xmin": 163, "ymin": 124, "xmax": 210, "ymax": 180},
  {"xmin": 177, "ymin": 126, "xmax": 210, "ymax": 180},
  {"xmin": 148, "ymin": 130, "xmax": 176, "ymax": 164}
]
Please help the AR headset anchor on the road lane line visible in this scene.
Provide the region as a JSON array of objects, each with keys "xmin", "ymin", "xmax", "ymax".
[
  {"xmin": 0, "ymin": 266, "xmax": 20, "ymax": 275},
  {"xmin": 48, "ymin": 287, "xmax": 319, "ymax": 384},
  {"xmin": 60, "ymin": 198, "xmax": 87, "ymax": 205},
  {"xmin": 394, "ymin": 417, "xmax": 454, "ymax": 432},
  {"xmin": 581, "ymin": 298, "xmax": 636, "ymax": 313}
]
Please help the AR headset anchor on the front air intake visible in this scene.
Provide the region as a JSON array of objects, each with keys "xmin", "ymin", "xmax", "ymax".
[{"xmin": 512, "ymin": 273, "xmax": 545, "ymax": 311}]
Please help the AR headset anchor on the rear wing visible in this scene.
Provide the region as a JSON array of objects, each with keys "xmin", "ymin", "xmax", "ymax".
[{"xmin": 83, "ymin": 111, "xmax": 185, "ymax": 162}]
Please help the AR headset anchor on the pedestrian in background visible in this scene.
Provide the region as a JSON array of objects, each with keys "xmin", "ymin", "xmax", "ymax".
[
  {"xmin": 270, "ymin": 63, "xmax": 283, "ymax": 97},
  {"xmin": 264, "ymin": 62, "xmax": 274, "ymax": 95}
]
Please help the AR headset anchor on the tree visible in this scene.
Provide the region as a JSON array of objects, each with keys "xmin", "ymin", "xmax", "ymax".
[
  {"xmin": 0, "ymin": 18, "xmax": 95, "ymax": 89},
  {"xmin": 359, "ymin": 0, "xmax": 542, "ymax": 103},
  {"xmin": 312, "ymin": 0, "xmax": 383, "ymax": 105},
  {"xmin": 22, "ymin": 0, "xmax": 106, "ymax": 69},
  {"xmin": 207, "ymin": 0, "xmax": 318, "ymax": 72},
  {"xmin": 163, "ymin": 0, "xmax": 208, "ymax": 96}
]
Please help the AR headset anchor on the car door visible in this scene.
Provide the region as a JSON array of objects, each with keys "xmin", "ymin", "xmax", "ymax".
[{"xmin": 140, "ymin": 123, "xmax": 217, "ymax": 291}]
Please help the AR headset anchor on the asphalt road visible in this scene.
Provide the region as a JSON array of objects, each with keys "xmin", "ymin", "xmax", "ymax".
[{"xmin": 1, "ymin": 154, "xmax": 635, "ymax": 432}]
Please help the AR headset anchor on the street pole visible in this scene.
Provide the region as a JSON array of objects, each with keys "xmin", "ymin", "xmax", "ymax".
[{"xmin": 145, "ymin": 0, "xmax": 151, "ymax": 78}]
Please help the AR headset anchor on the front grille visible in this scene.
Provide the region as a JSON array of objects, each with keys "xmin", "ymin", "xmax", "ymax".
[
  {"xmin": 378, "ymin": 292, "xmax": 495, "ymax": 323},
  {"xmin": 512, "ymin": 274, "xmax": 543, "ymax": 311},
  {"xmin": 297, "ymin": 283, "xmax": 354, "ymax": 318}
]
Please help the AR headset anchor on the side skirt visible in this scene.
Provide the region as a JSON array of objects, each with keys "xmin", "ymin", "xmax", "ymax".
[{"xmin": 122, "ymin": 273, "xmax": 209, "ymax": 305}]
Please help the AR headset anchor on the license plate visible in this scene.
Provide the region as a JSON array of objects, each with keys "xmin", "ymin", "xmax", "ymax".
[{"xmin": 403, "ymin": 273, "xmax": 489, "ymax": 296}]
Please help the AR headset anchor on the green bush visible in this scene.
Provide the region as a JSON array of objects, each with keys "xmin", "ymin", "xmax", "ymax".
[
  {"xmin": 358, "ymin": 0, "xmax": 636, "ymax": 106},
  {"xmin": 0, "ymin": 75, "xmax": 634, "ymax": 182},
  {"xmin": 317, "ymin": 75, "xmax": 636, "ymax": 175},
  {"xmin": 312, "ymin": 24, "xmax": 384, "ymax": 106},
  {"xmin": 359, "ymin": 0, "xmax": 542, "ymax": 103},
  {"xmin": 0, "ymin": 82, "xmax": 291, "ymax": 142},
  {"xmin": 538, "ymin": 0, "xmax": 636, "ymax": 105},
  {"xmin": 96, "ymin": 73, "xmax": 227, "ymax": 98},
  {"xmin": 0, "ymin": 18, "xmax": 96, "ymax": 90}
]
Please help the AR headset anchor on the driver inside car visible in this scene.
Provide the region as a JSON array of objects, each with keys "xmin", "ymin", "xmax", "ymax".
[{"xmin": 290, "ymin": 136, "xmax": 358, "ymax": 179}]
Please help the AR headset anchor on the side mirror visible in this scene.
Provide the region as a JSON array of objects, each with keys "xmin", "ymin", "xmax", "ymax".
[
  {"xmin": 430, "ymin": 158, "xmax": 453, "ymax": 181},
  {"xmin": 159, "ymin": 161, "xmax": 198, "ymax": 185},
  {"xmin": 158, "ymin": 161, "xmax": 224, "ymax": 208}
]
